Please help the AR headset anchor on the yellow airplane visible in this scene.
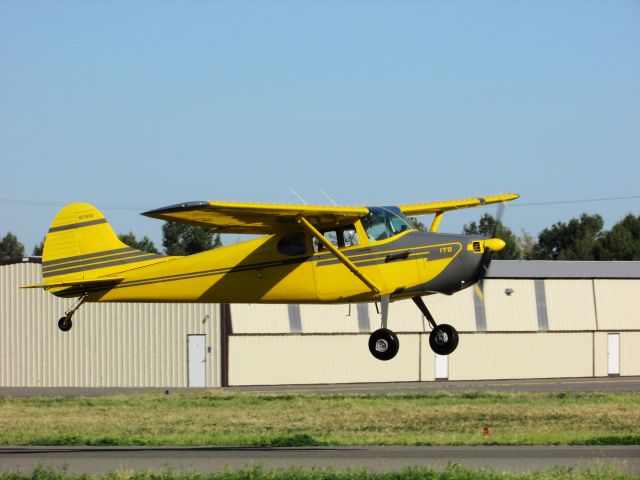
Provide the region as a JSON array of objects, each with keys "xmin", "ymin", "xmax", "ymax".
[{"xmin": 26, "ymin": 193, "xmax": 518, "ymax": 360}]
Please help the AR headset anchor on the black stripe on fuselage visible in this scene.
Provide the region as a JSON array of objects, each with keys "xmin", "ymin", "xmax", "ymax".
[
  {"xmin": 43, "ymin": 247, "xmax": 137, "ymax": 267},
  {"xmin": 43, "ymin": 252, "xmax": 164, "ymax": 278},
  {"xmin": 42, "ymin": 249, "xmax": 156, "ymax": 273}
]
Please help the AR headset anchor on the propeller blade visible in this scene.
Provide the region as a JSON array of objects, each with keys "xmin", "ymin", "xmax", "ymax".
[
  {"xmin": 474, "ymin": 241, "xmax": 494, "ymax": 301},
  {"xmin": 489, "ymin": 201, "xmax": 506, "ymax": 238}
]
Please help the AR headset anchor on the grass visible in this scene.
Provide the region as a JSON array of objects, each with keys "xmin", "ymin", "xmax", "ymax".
[
  {"xmin": 1, "ymin": 465, "xmax": 638, "ymax": 480},
  {"xmin": 0, "ymin": 391, "xmax": 639, "ymax": 446}
]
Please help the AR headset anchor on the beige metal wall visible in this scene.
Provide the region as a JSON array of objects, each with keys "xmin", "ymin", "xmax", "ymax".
[
  {"xmin": 484, "ymin": 279, "xmax": 539, "ymax": 331},
  {"xmin": 594, "ymin": 280, "xmax": 640, "ymax": 330},
  {"xmin": 231, "ymin": 301, "xmax": 426, "ymax": 334},
  {"xmin": 447, "ymin": 332, "xmax": 593, "ymax": 380},
  {"xmin": 545, "ymin": 280, "xmax": 597, "ymax": 331},
  {"xmin": 1, "ymin": 263, "xmax": 220, "ymax": 387},
  {"xmin": 227, "ymin": 278, "xmax": 640, "ymax": 386},
  {"xmin": 228, "ymin": 333, "xmax": 421, "ymax": 385},
  {"xmin": 3, "ymin": 263, "xmax": 640, "ymax": 388},
  {"xmin": 593, "ymin": 332, "xmax": 609, "ymax": 377},
  {"xmin": 621, "ymin": 332, "xmax": 640, "ymax": 376}
]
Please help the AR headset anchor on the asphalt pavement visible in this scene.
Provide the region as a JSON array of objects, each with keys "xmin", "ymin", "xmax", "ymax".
[
  {"xmin": 1, "ymin": 446, "xmax": 638, "ymax": 475},
  {"xmin": 1, "ymin": 376, "xmax": 639, "ymax": 397}
]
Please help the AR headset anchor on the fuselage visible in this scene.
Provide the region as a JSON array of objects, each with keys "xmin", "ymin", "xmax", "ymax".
[{"xmin": 58, "ymin": 224, "xmax": 489, "ymax": 305}]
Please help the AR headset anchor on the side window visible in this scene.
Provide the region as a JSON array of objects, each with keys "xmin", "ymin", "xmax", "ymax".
[
  {"xmin": 343, "ymin": 227, "xmax": 359, "ymax": 247},
  {"xmin": 313, "ymin": 225, "xmax": 359, "ymax": 252},
  {"xmin": 277, "ymin": 232, "xmax": 307, "ymax": 256}
]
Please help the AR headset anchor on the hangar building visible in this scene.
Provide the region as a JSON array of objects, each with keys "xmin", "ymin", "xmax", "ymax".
[{"xmin": 1, "ymin": 259, "xmax": 638, "ymax": 388}]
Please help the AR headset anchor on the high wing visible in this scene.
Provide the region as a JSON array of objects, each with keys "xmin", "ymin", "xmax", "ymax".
[
  {"xmin": 142, "ymin": 201, "xmax": 370, "ymax": 234},
  {"xmin": 398, "ymin": 193, "xmax": 519, "ymax": 217}
]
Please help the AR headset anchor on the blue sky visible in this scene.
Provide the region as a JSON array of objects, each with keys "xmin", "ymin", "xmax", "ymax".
[{"xmin": 1, "ymin": 1, "xmax": 639, "ymax": 252}]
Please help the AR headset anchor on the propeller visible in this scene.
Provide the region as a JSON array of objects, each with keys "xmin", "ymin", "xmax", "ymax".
[{"xmin": 474, "ymin": 202, "xmax": 506, "ymax": 302}]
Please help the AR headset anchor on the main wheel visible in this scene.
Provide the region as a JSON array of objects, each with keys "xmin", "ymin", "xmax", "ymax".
[
  {"xmin": 368, "ymin": 328, "xmax": 400, "ymax": 361},
  {"xmin": 58, "ymin": 316, "xmax": 73, "ymax": 332},
  {"xmin": 429, "ymin": 324, "xmax": 459, "ymax": 355}
]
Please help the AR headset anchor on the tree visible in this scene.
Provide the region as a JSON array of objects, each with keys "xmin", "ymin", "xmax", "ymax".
[
  {"xmin": 532, "ymin": 213, "xmax": 604, "ymax": 260},
  {"xmin": 119, "ymin": 232, "xmax": 159, "ymax": 254},
  {"xmin": 0, "ymin": 232, "xmax": 25, "ymax": 260},
  {"xmin": 594, "ymin": 214, "xmax": 640, "ymax": 260},
  {"xmin": 32, "ymin": 240, "xmax": 44, "ymax": 256},
  {"xmin": 463, "ymin": 213, "xmax": 521, "ymax": 259},
  {"xmin": 517, "ymin": 230, "xmax": 536, "ymax": 260},
  {"xmin": 162, "ymin": 222, "xmax": 222, "ymax": 255},
  {"xmin": 408, "ymin": 216, "xmax": 426, "ymax": 231}
]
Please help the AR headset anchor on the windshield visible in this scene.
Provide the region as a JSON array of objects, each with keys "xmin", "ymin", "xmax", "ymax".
[{"xmin": 361, "ymin": 206, "xmax": 416, "ymax": 242}]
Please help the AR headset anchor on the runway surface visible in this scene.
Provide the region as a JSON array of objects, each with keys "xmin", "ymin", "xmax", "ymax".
[
  {"xmin": 1, "ymin": 376, "xmax": 639, "ymax": 397},
  {"xmin": 1, "ymin": 446, "xmax": 638, "ymax": 474}
]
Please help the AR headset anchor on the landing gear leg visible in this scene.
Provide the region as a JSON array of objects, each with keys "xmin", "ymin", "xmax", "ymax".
[
  {"xmin": 368, "ymin": 295, "xmax": 399, "ymax": 361},
  {"xmin": 57, "ymin": 294, "xmax": 87, "ymax": 332},
  {"xmin": 412, "ymin": 296, "xmax": 459, "ymax": 355}
]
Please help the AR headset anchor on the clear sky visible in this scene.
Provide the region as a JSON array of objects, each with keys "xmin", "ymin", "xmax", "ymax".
[{"xmin": 1, "ymin": 1, "xmax": 639, "ymax": 253}]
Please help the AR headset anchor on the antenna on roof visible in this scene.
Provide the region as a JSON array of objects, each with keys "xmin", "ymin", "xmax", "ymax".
[
  {"xmin": 318, "ymin": 188, "xmax": 338, "ymax": 206},
  {"xmin": 289, "ymin": 188, "xmax": 308, "ymax": 205}
]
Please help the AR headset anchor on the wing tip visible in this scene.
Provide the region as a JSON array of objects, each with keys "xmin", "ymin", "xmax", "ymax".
[{"xmin": 142, "ymin": 201, "xmax": 210, "ymax": 218}]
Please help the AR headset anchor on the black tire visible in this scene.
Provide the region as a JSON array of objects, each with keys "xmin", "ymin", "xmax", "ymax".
[
  {"xmin": 368, "ymin": 328, "xmax": 400, "ymax": 361},
  {"xmin": 429, "ymin": 324, "xmax": 459, "ymax": 355},
  {"xmin": 58, "ymin": 316, "xmax": 72, "ymax": 332}
]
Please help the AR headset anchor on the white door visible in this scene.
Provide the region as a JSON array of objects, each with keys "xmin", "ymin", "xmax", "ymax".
[
  {"xmin": 608, "ymin": 333, "xmax": 620, "ymax": 376},
  {"xmin": 435, "ymin": 354, "xmax": 448, "ymax": 380},
  {"xmin": 188, "ymin": 335, "xmax": 206, "ymax": 387}
]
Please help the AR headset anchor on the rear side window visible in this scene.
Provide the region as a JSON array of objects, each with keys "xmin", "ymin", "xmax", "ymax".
[{"xmin": 277, "ymin": 232, "xmax": 307, "ymax": 256}]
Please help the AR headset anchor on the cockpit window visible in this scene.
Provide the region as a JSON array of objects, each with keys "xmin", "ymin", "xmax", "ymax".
[{"xmin": 361, "ymin": 206, "xmax": 415, "ymax": 242}]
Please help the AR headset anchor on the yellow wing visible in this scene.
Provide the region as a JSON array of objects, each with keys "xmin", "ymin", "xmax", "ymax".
[
  {"xmin": 142, "ymin": 201, "xmax": 370, "ymax": 234},
  {"xmin": 398, "ymin": 193, "xmax": 519, "ymax": 216}
]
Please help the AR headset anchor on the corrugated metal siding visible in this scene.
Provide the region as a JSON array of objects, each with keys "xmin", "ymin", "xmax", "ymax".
[
  {"xmin": 594, "ymin": 280, "xmax": 640, "ymax": 330},
  {"xmin": 448, "ymin": 333, "xmax": 593, "ymax": 380},
  {"xmin": 621, "ymin": 332, "xmax": 640, "ymax": 376},
  {"xmin": 4, "ymin": 263, "xmax": 640, "ymax": 387},
  {"xmin": 228, "ymin": 334, "xmax": 421, "ymax": 386},
  {"xmin": 545, "ymin": 280, "xmax": 597, "ymax": 331},
  {"xmin": 483, "ymin": 280, "xmax": 539, "ymax": 331},
  {"xmin": 1, "ymin": 264, "xmax": 220, "ymax": 387}
]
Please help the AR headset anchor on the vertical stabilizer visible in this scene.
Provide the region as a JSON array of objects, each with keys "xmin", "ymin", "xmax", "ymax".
[{"xmin": 42, "ymin": 203, "xmax": 163, "ymax": 284}]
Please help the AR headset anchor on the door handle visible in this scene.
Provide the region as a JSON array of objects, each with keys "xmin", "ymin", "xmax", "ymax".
[{"xmin": 385, "ymin": 251, "xmax": 410, "ymax": 263}]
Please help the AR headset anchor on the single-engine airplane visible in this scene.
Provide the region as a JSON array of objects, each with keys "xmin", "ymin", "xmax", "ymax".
[{"xmin": 25, "ymin": 193, "xmax": 518, "ymax": 360}]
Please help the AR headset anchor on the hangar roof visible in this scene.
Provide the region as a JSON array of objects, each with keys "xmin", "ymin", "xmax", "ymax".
[{"xmin": 487, "ymin": 260, "xmax": 640, "ymax": 279}]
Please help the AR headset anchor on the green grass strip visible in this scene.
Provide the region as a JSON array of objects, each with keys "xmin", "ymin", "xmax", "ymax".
[
  {"xmin": 1, "ymin": 391, "xmax": 639, "ymax": 446},
  {"xmin": 1, "ymin": 464, "xmax": 639, "ymax": 480}
]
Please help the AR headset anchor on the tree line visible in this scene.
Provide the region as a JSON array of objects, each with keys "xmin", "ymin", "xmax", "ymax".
[
  {"xmin": 1, "ymin": 213, "xmax": 639, "ymax": 261},
  {"xmin": 0, "ymin": 223, "xmax": 222, "ymax": 260},
  {"xmin": 460, "ymin": 212, "xmax": 640, "ymax": 260}
]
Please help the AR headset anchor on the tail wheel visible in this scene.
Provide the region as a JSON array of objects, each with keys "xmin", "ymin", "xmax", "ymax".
[
  {"xmin": 368, "ymin": 328, "xmax": 400, "ymax": 361},
  {"xmin": 429, "ymin": 324, "xmax": 459, "ymax": 355},
  {"xmin": 58, "ymin": 316, "xmax": 73, "ymax": 332}
]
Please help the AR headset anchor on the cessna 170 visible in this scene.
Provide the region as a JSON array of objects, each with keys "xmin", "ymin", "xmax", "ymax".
[{"xmin": 26, "ymin": 193, "xmax": 518, "ymax": 360}]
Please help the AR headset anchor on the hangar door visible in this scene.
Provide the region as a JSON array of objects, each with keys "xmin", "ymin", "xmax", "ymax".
[
  {"xmin": 188, "ymin": 335, "xmax": 207, "ymax": 387},
  {"xmin": 608, "ymin": 333, "xmax": 620, "ymax": 376}
]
